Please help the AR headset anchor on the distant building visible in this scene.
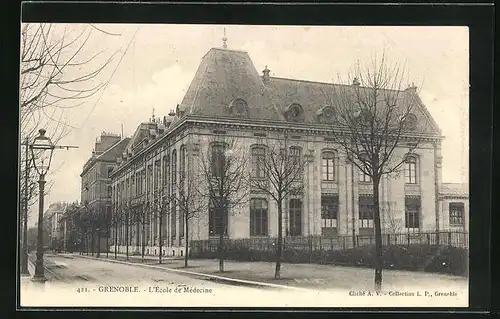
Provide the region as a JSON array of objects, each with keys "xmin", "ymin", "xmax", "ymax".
[
  {"xmin": 44, "ymin": 202, "xmax": 67, "ymax": 249},
  {"xmin": 439, "ymin": 183, "xmax": 469, "ymax": 232},
  {"xmin": 79, "ymin": 132, "xmax": 130, "ymax": 253}
]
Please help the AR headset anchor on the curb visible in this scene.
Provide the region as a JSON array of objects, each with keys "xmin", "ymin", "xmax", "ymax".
[{"xmin": 72, "ymin": 254, "xmax": 313, "ymax": 292}]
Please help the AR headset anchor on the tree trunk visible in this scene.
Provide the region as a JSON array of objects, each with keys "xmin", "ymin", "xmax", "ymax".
[
  {"xmin": 125, "ymin": 213, "xmax": 129, "ymax": 260},
  {"xmin": 184, "ymin": 214, "xmax": 189, "ymax": 268},
  {"xmin": 114, "ymin": 222, "xmax": 118, "ymax": 260},
  {"xmin": 275, "ymin": 200, "xmax": 283, "ymax": 279},
  {"xmin": 142, "ymin": 218, "xmax": 146, "ymax": 262},
  {"xmin": 158, "ymin": 213, "xmax": 163, "ymax": 264},
  {"xmin": 135, "ymin": 215, "xmax": 140, "ymax": 254},
  {"xmin": 218, "ymin": 208, "xmax": 225, "ymax": 272},
  {"xmin": 373, "ymin": 175, "xmax": 383, "ymax": 292}
]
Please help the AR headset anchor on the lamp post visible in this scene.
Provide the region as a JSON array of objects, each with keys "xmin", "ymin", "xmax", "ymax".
[{"xmin": 30, "ymin": 129, "xmax": 55, "ymax": 282}]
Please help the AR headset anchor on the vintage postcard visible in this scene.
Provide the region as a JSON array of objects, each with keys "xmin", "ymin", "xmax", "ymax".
[{"xmin": 18, "ymin": 24, "xmax": 469, "ymax": 308}]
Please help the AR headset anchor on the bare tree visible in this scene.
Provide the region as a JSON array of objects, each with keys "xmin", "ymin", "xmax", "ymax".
[
  {"xmin": 323, "ymin": 53, "xmax": 426, "ymax": 291},
  {"xmin": 110, "ymin": 202, "xmax": 122, "ymax": 259},
  {"xmin": 197, "ymin": 136, "xmax": 250, "ymax": 272},
  {"xmin": 19, "ymin": 23, "xmax": 120, "ymax": 268},
  {"xmin": 173, "ymin": 165, "xmax": 206, "ymax": 268},
  {"xmin": 383, "ymin": 202, "xmax": 402, "ymax": 240},
  {"xmin": 132, "ymin": 200, "xmax": 151, "ymax": 262},
  {"xmin": 248, "ymin": 135, "xmax": 310, "ymax": 279},
  {"xmin": 151, "ymin": 184, "xmax": 170, "ymax": 264}
]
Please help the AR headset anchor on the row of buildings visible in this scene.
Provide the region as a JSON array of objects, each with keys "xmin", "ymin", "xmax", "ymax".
[{"xmin": 75, "ymin": 44, "xmax": 469, "ymax": 257}]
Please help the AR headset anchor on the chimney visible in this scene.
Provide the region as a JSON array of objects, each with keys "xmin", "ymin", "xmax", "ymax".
[
  {"xmin": 168, "ymin": 110, "xmax": 176, "ymax": 117},
  {"xmin": 352, "ymin": 77, "xmax": 360, "ymax": 87},
  {"xmin": 163, "ymin": 116, "xmax": 167, "ymax": 126},
  {"xmin": 406, "ymin": 82, "xmax": 417, "ymax": 93},
  {"xmin": 262, "ymin": 65, "xmax": 270, "ymax": 83}
]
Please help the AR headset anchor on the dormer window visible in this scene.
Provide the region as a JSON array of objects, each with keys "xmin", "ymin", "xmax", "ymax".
[
  {"xmin": 317, "ymin": 105, "xmax": 335, "ymax": 123},
  {"xmin": 404, "ymin": 113, "xmax": 418, "ymax": 130},
  {"xmin": 229, "ymin": 98, "xmax": 248, "ymax": 117},
  {"xmin": 285, "ymin": 103, "xmax": 304, "ymax": 122}
]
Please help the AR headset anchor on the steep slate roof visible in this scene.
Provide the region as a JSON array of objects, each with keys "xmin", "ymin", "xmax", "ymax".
[
  {"xmin": 179, "ymin": 48, "xmax": 282, "ymax": 121},
  {"xmin": 179, "ymin": 47, "xmax": 441, "ymax": 135},
  {"xmin": 96, "ymin": 137, "xmax": 130, "ymax": 162}
]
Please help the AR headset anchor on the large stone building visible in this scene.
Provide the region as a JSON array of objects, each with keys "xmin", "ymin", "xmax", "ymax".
[
  {"xmin": 109, "ymin": 45, "xmax": 467, "ymax": 257},
  {"xmin": 79, "ymin": 132, "xmax": 130, "ymax": 252}
]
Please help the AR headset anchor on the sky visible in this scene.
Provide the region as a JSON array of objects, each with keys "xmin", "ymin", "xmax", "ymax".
[{"xmin": 21, "ymin": 25, "xmax": 469, "ymax": 226}]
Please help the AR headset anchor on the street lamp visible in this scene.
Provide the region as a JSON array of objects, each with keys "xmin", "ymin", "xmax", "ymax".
[{"xmin": 30, "ymin": 129, "xmax": 55, "ymax": 282}]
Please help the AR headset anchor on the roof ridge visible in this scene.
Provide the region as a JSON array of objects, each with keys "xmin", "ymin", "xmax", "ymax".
[
  {"xmin": 96, "ymin": 138, "xmax": 130, "ymax": 161},
  {"xmin": 269, "ymin": 76, "xmax": 405, "ymax": 93}
]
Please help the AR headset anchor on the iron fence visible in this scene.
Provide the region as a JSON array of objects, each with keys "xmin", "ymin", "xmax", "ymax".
[{"xmin": 190, "ymin": 231, "xmax": 468, "ymax": 255}]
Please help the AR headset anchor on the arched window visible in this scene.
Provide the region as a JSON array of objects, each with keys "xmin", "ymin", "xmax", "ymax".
[
  {"xmin": 250, "ymin": 198, "xmax": 268, "ymax": 236},
  {"xmin": 322, "ymin": 151, "xmax": 335, "ymax": 181},
  {"xmin": 405, "ymin": 155, "xmax": 417, "ymax": 184},
  {"xmin": 251, "ymin": 146, "xmax": 266, "ymax": 179}
]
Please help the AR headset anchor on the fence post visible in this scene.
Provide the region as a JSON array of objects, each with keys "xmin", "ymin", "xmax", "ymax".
[
  {"xmin": 426, "ymin": 233, "xmax": 430, "ymax": 245},
  {"xmin": 407, "ymin": 233, "xmax": 410, "ymax": 247},
  {"xmin": 387, "ymin": 234, "xmax": 390, "ymax": 246},
  {"xmin": 448, "ymin": 232, "xmax": 452, "ymax": 247}
]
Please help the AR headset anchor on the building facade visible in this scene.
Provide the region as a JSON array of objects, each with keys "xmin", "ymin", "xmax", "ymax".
[
  {"xmin": 44, "ymin": 202, "xmax": 67, "ymax": 250},
  {"xmin": 109, "ymin": 46, "xmax": 466, "ymax": 257},
  {"xmin": 79, "ymin": 132, "xmax": 130, "ymax": 253}
]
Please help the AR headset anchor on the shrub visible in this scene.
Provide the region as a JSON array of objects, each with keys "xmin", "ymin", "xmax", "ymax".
[{"xmin": 190, "ymin": 242, "xmax": 467, "ymax": 276}]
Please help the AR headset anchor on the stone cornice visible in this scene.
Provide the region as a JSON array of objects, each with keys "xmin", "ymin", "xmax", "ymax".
[{"xmin": 110, "ymin": 114, "xmax": 443, "ymax": 178}]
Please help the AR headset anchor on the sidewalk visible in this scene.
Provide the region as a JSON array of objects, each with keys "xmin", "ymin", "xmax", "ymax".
[{"xmin": 72, "ymin": 253, "xmax": 468, "ymax": 291}]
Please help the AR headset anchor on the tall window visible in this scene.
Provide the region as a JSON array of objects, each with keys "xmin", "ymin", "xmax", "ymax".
[
  {"xmin": 162, "ymin": 155, "xmax": 169, "ymax": 186},
  {"xmin": 289, "ymin": 147, "xmax": 303, "ymax": 180},
  {"xmin": 449, "ymin": 202, "xmax": 464, "ymax": 226},
  {"xmin": 405, "ymin": 196, "xmax": 420, "ymax": 231},
  {"xmin": 250, "ymin": 198, "xmax": 268, "ymax": 236},
  {"xmin": 208, "ymin": 197, "xmax": 228, "ymax": 236},
  {"xmin": 154, "ymin": 160, "xmax": 160, "ymax": 190},
  {"xmin": 359, "ymin": 169, "xmax": 372, "ymax": 182},
  {"xmin": 405, "ymin": 155, "xmax": 417, "ymax": 184},
  {"xmin": 289, "ymin": 198, "xmax": 302, "ymax": 236},
  {"xmin": 321, "ymin": 194, "xmax": 338, "ymax": 228},
  {"xmin": 322, "ymin": 151, "xmax": 335, "ymax": 181},
  {"xmin": 179, "ymin": 206, "xmax": 185, "ymax": 238},
  {"xmin": 211, "ymin": 142, "xmax": 226, "ymax": 178},
  {"xmin": 358, "ymin": 195, "xmax": 374, "ymax": 228},
  {"xmin": 180, "ymin": 145, "xmax": 187, "ymax": 183},
  {"xmin": 251, "ymin": 146, "xmax": 266, "ymax": 179},
  {"xmin": 171, "ymin": 198, "xmax": 176, "ymax": 239},
  {"xmin": 141, "ymin": 170, "xmax": 146, "ymax": 194},
  {"xmin": 171, "ymin": 150, "xmax": 177, "ymax": 188}
]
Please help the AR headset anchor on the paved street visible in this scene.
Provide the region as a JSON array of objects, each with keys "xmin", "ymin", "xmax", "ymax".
[{"xmin": 20, "ymin": 253, "xmax": 468, "ymax": 307}]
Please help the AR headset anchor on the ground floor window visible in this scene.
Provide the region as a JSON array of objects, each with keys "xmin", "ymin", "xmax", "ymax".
[
  {"xmin": 321, "ymin": 194, "xmax": 338, "ymax": 230},
  {"xmin": 250, "ymin": 198, "xmax": 268, "ymax": 236},
  {"xmin": 449, "ymin": 202, "xmax": 464, "ymax": 226},
  {"xmin": 405, "ymin": 196, "xmax": 421, "ymax": 232},
  {"xmin": 358, "ymin": 195, "xmax": 374, "ymax": 228},
  {"xmin": 289, "ymin": 198, "xmax": 302, "ymax": 236}
]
